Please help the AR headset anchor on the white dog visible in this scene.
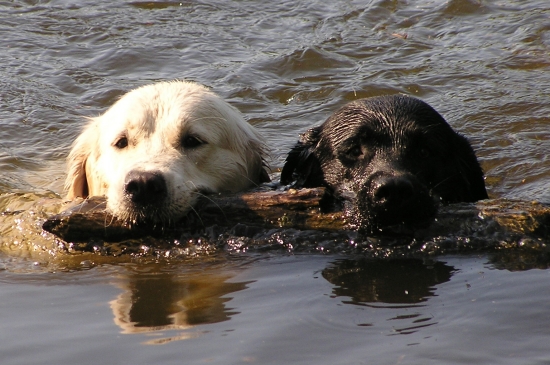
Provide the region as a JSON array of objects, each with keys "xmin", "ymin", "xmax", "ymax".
[{"xmin": 65, "ymin": 81, "xmax": 269, "ymax": 224}]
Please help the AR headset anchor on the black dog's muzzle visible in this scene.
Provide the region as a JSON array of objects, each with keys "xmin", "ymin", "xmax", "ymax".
[{"xmin": 353, "ymin": 171, "xmax": 438, "ymax": 233}]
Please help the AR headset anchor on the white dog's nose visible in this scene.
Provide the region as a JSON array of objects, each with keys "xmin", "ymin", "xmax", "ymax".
[{"xmin": 124, "ymin": 170, "xmax": 167, "ymax": 205}]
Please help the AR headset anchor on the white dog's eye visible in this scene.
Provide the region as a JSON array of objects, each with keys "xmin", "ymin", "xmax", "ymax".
[
  {"xmin": 182, "ymin": 135, "xmax": 205, "ymax": 149},
  {"xmin": 114, "ymin": 137, "xmax": 128, "ymax": 149}
]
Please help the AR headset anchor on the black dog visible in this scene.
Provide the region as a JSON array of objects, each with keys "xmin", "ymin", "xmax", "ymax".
[{"xmin": 281, "ymin": 95, "xmax": 488, "ymax": 233}]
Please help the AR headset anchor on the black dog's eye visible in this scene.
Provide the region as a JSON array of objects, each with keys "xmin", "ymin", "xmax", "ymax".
[
  {"xmin": 338, "ymin": 144, "xmax": 364, "ymax": 166},
  {"xmin": 114, "ymin": 137, "xmax": 128, "ymax": 149},
  {"xmin": 418, "ymin": 148, "xmax": 430, "ymax": 159},
  {"xmin": 346, "ymin": 145, "xmax": 363, "ymax": 158},
  {"xmin": 182, "ymin": 134, "xmax": 205, "ymax": 149}
]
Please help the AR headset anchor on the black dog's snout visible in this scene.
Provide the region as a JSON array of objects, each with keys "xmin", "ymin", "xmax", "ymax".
[
  {"xmin": 362, "ymin": 173, "xmax": 437, "ymax": 227},
  {"xmin": 372, "ymin": 176, "xmax": 415, "ymax": 205},
  {"xmin": 124, "ymin": 170, "xmax": 167, "ymax": 205}
]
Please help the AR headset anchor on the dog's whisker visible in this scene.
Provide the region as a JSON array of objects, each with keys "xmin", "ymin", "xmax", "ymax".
[
  {"xmin": 189, "ymin": 205, "xmax": 204, "ymax": 227},
  {"xmin": 190, "ymin": 191, "xmax": 228, "ymax": 221},
  {"xmin": 104, "ymin": 211, "xmax": 117, "ymax": 228},
  {"xmin": 184, "ymin": 180, "xmax": 229, "ymax": 219},
  {"xmin": 431, "ymin": 171, "xmax": 463, "ymax": 191},
  {"xmin": 235, "ymin": 171, "xmax": 262, "ymax": 188}
]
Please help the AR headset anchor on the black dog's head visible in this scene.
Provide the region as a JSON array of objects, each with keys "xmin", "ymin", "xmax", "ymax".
[{"xmin": 281, "ymin": 95, "xmax": 488, "ymax": 233}]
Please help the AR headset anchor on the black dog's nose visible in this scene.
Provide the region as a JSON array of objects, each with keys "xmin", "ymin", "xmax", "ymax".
[
  {"xmin": 124, "ymin": 170, "xmax": 167, "ymax": 205},
  {"xmin": 372, "ymin": 175, "xmax": 415, "ymax": 205},
  {"xmin": 364, "ymin": 173, "xmax": 437, "ymax": 227}
]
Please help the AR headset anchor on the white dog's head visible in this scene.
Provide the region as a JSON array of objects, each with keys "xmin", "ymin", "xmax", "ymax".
[{"xmin": 65, "ymin": 81, "xmax": 269, "ymax": 224}]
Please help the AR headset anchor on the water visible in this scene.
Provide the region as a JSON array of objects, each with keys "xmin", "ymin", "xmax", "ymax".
[
  {"xmin": 1, "ymin": 254, "xmax": 550, "ymax": 365},
  {"xmin": 0, "ymin": 0, "xmax": 549, "ymax": 364}
]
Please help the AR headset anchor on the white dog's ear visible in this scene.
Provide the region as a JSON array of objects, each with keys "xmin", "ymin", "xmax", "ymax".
[
  {"xmin": 248, "ymin": 138, "xmax": 271, "ymax": 183},
  {"xmin": 65, "ymin": 122, "xmax": 97, "ymax": 200}
]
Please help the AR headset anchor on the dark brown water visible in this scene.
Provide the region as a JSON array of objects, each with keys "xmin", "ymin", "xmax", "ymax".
[{"xmin": 1, "ymin": 1, "xmax": 549, "ymax": 364}]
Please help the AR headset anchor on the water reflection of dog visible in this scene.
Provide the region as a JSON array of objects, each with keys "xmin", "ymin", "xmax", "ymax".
[
  {"xmin": 322, "ymin": 258, "xmax": 454, "ymax": 304},
  {"xmin": 110, "ymin": 268, "xmax": 251, "ymax": 344}
]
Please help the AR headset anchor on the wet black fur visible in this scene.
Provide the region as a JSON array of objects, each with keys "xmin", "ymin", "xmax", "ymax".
[{"xmin": 281, "ymin": 95, "xmax": 488, "ymax": 233}]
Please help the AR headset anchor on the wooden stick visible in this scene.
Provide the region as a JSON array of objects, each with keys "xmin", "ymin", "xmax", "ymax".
[{"xmin": 42, "ymin": 188, "xmax": 550, "ymax": 244}]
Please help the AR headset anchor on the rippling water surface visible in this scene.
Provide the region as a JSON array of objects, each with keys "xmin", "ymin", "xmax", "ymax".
[{"xmin": 1, "ymin": 0, "xmax": 549, "ymax": 364}]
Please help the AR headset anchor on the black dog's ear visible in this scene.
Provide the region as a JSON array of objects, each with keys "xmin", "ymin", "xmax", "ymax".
[
  {"xmin": 457, "ymin": 136, "xmax": 489, "ymax": 202},
  {"xmin": 447, "ymin": 134, "xmax": 489, "ymax": 203},
  {"xmin": 280, "ymin": 127, "xmax": 323, "ymax": 187}
]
